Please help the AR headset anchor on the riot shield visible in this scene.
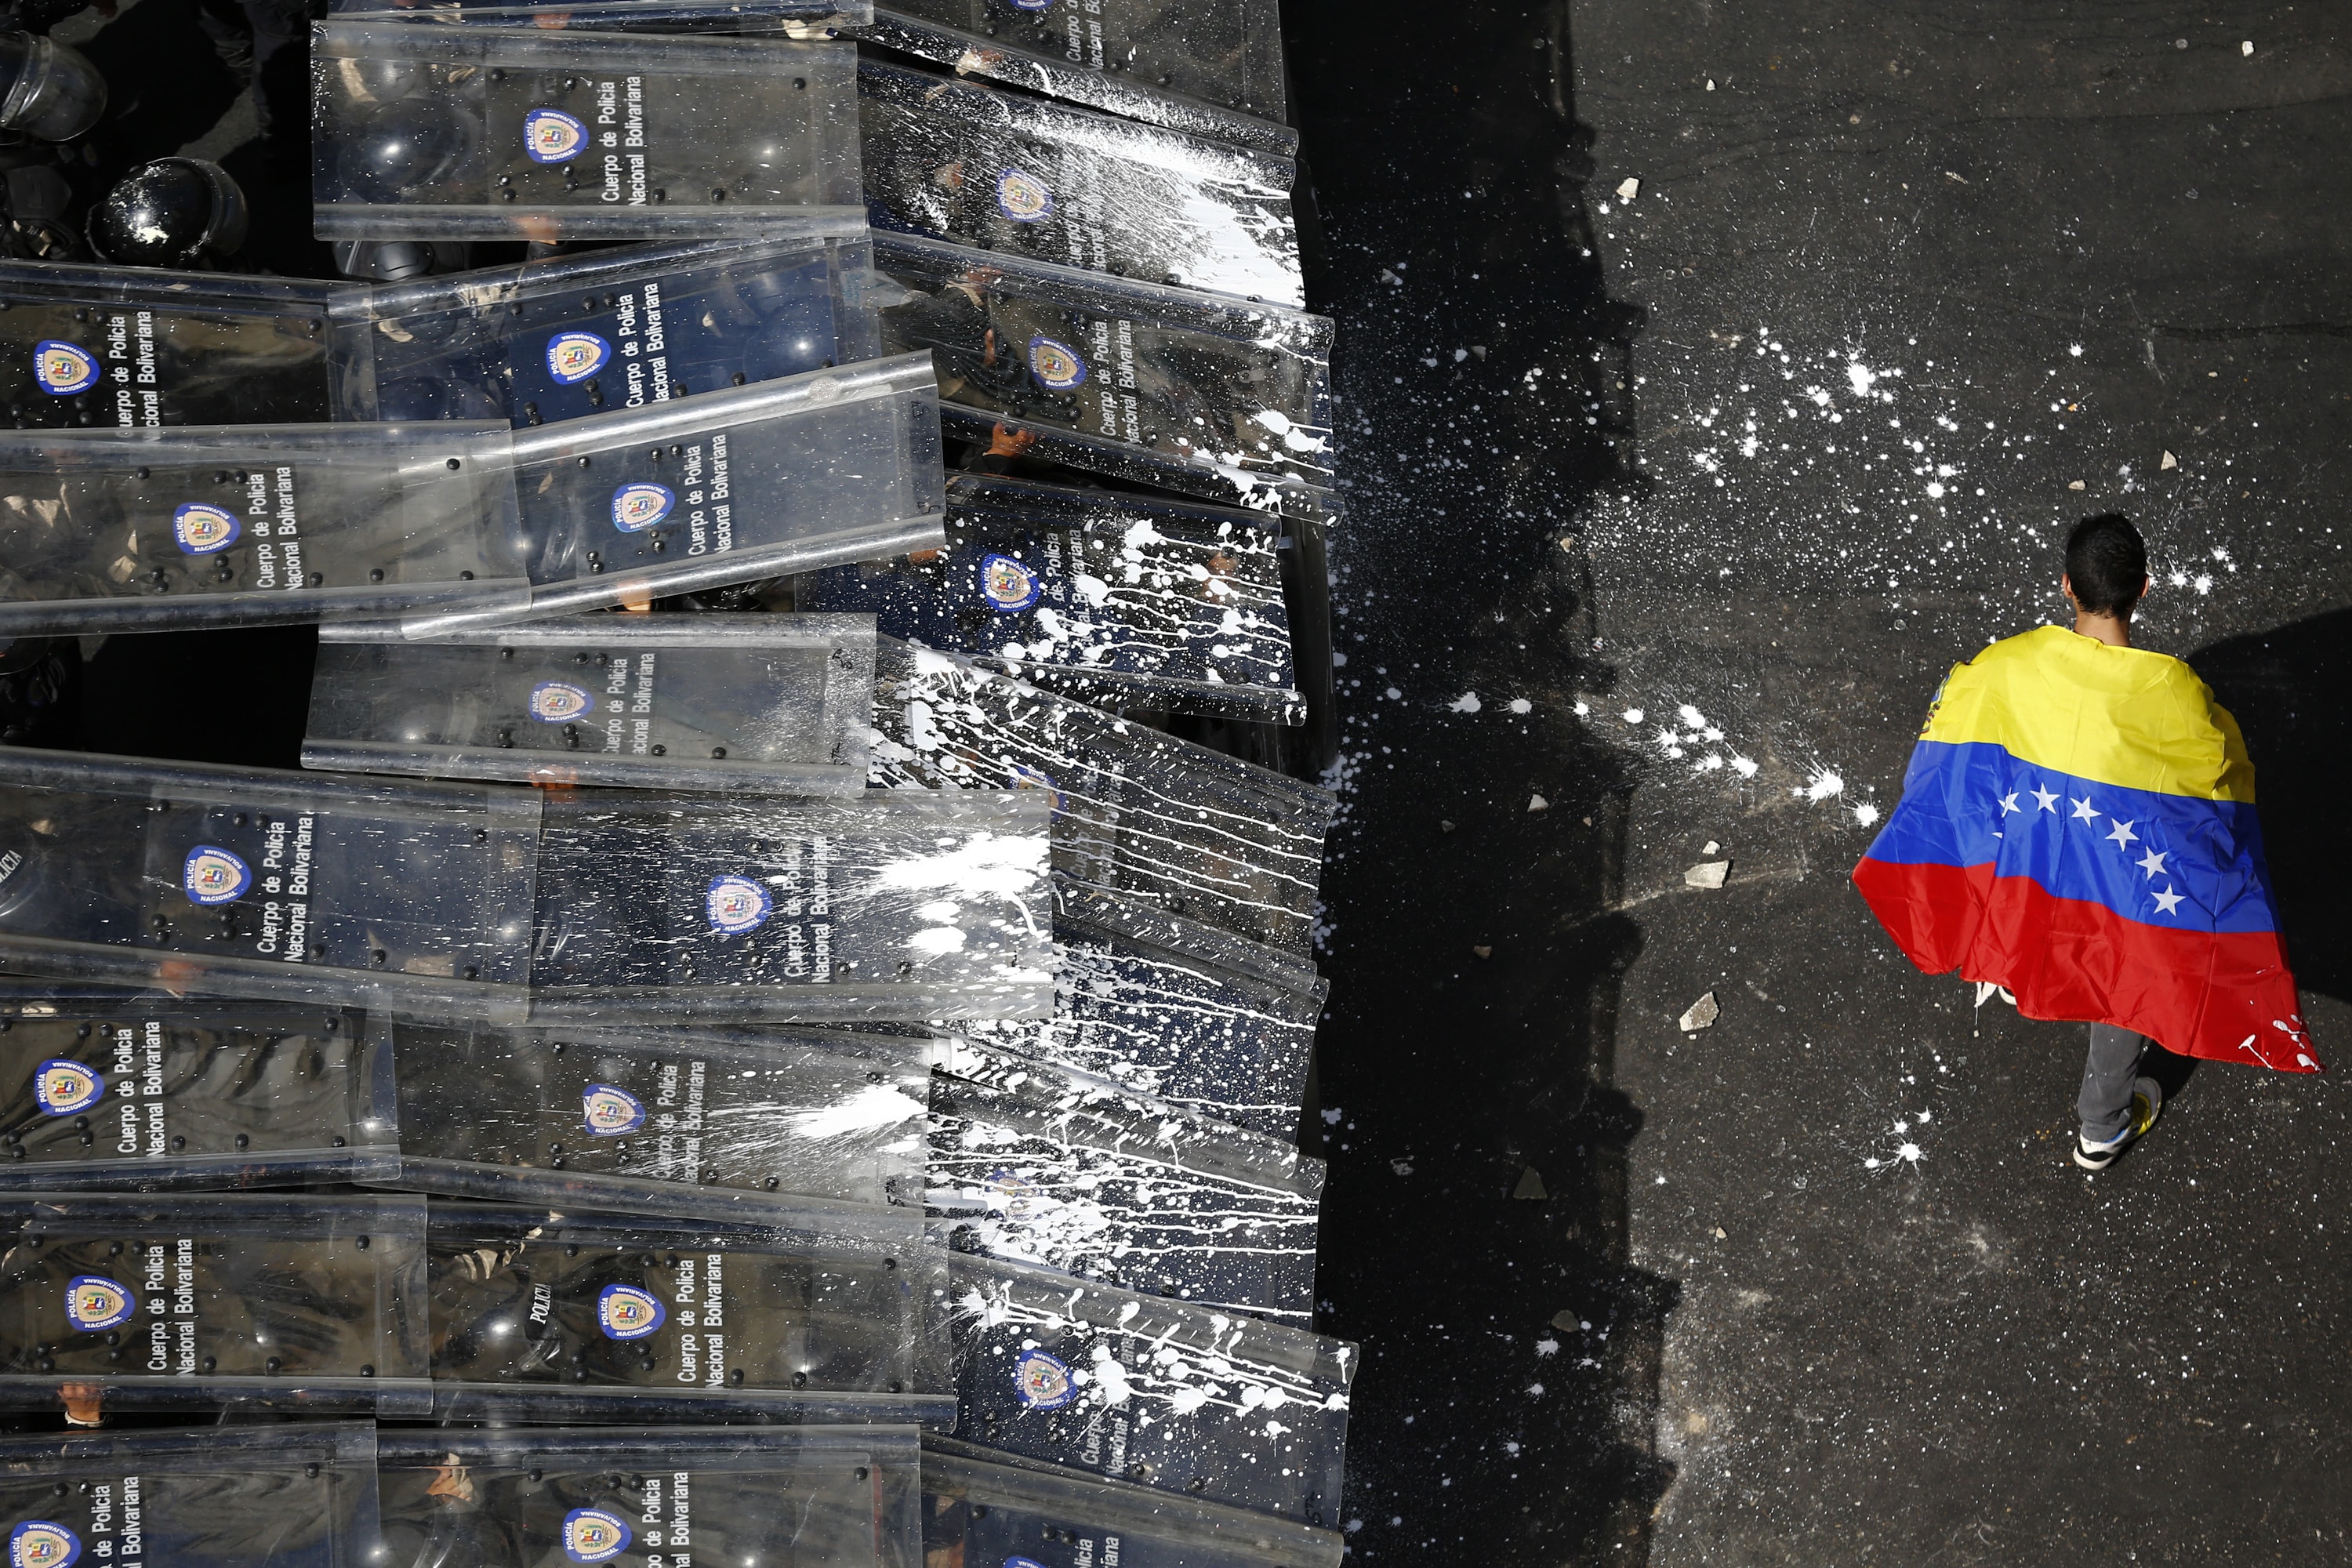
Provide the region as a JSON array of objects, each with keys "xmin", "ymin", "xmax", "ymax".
[
  {"xmin": 858, "ymin": 58, "xmax": 1301, "ymax": 307},
  {"xmin": 866, "ymin": 639, "xmax": 1333, "ymax": 955},
  {"xmin": 377, "ymin": 1426, "xmax": 919, "ymax": 1568},
  {"xmin": 0, "ymin": 261, "xmax": 338, "ymax": 428},
  {"xmin": 526, "ymin": 787, "xmax": 1053, "ymax": 1024},
  {"xmin": 929, "ymin": 1042, "xmax": 1322, "ymax": 1321},
  {"xmin": 499, "ymin": 355, "xmax": 946, "ymax": 623},
  {"xmin": 305, "ymin": 613, "xmax": 880, "ymax": 793},
  {"xmin": 330, "ymin": 0, "xmax": 870, "ymax": 35},
  {"xmin": 807, "ymin": 476, "xmax": 1298, "ymax": 720},
  {"xmin": 424, "ymin": 1200, "xmax": 952, "ymax": 1425},
  {"xmin": 0, "ymin": 749, "xmax": 544, "ymax": 1025},
  {"xmin": 954, "ymin": 880, "xmax": 1322, "ymax": 1139},
  {"xmin": 377, "ymin": 1015, "xmax": 929, "ymax": 1214},
  {"xmin": 848, "ymin": 10, "xmax": 1292, "ymax": 158},
  {"xmin": 0, "ymin": 419, "xmax": 533, "ymax": 638},
  {"xmin": 328, "ymin": 232, "xmax": 883, "ymax": 427},
  {"xmin": 0, "ymin": 356, "xmax": 946, "ymax": 637},
  {"xmin": 0, "ymin": 1191, "xmax": 432, "ymax": 1419},
  {"xmin": 0, "ymin": 1425, "xmax": 381, "ymax": 1568},
  {"xmin": 0, "ymin": 989, "xmax": 396, "ymax": 1191},
  {"xmin": 944, "ymin": 1253, "xmax": 1352, "ymax": 1524},
  {"xmin": 868, "ymin": 232, "xmax": 1332, "ymax": 511},
  {"xmin": 312, "ymin": 26, "xmax": 863, "ymax": 241},
  {"xmin": 920, "ymin": 1436, "xmax": 1343, "ymax": 1568}
]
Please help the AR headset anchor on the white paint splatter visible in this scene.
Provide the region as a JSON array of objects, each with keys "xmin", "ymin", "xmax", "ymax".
[
  {"xmin": 1450, "ymin": 691, "xmax": 1483, "ymax": 713},
  {"xmin": 781, "ymin": 1081, "xmax": 927, "ymax": 1141}
]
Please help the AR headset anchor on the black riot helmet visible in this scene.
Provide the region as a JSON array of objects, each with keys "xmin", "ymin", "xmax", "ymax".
[
  {"xmin": 0, "ymin": 32, "xmax": 104, "ymax": 142},
  {"xmin": 86, "ymin": 158, "xmax": 251, "ymax": 270},
  {"xmin": 332, "ymin": 238, "xmax": 471, "ymax": 283}
]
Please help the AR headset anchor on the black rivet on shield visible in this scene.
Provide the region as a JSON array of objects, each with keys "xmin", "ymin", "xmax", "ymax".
[
  {"xmin": 731, "ymin": 372, "xmax": 746, "ymax": 386},
  {"xmin": 652, "ymin": 189, "xmax": 666, "ymax": 203},
  {"xmin": 371, "ymin": 949, "xmax": 387, "ymax": 967},
  {"xmin": 650, "ymin": 743, "xmax": 666, "ymax": 755},
  {"xmin": 446, "ymin": 457, "xmax": 461, "ymax": 470},
  {"xmin": 710, "ymin": 746, "xmax": 727, "ymax": 759},
  {"xmin": 524, "ymin": 403, "xmax": 543, "ymax": 424},
  {"xmin": 265, "ymin": 1356, "xmax": 281, "ymax": 1373},
  {"xmin": 135, "ymin": 466, "xmax": 148, "ymax": 479},
  {"xmin": 368, "ymin": 568, "xmax": 385, "ymax": 583},
  {"xmin": 501, "ymin": 190, "xmax": 517, "ymax": 202},
  {"xmin": 234, "ymin": 1133, "xmax": 249, "ymax": 1149},
  {"xmin": 577, "ymin": 456, "xmax": 591, "ymax": 467},
  {"xmin": 793, "ymin": 77, "xmax": 806, "ymax": 89}
]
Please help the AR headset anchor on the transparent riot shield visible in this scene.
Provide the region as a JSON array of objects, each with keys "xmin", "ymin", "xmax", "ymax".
[
  {"xmin": 858, "ymin": 58, "xmax": 1301, "ymax": 307},
  {"xmin": 920, "ymin": 1436, "xmax": 1343, "ymax": 1568},
  {"xmin": 944, "ymin": 1253, "xmax": 1352, "ymax": 1524},
  {"xmin": 330, "ymin": 0, "xmax": 869, "ymax": 35},
  {"xmin": 954, "ymin": 880, "xmax": 1321, "ymax": 1139},
  {"xmin": 0, "ymin": 1191, "xmax": 432, "ymax": 1419},
  {"xmin": 866, "ymin": 640, "xmax": 1333, "ymax": 955},
  {"xmin": 305, "ymin": 613, "xmax": 880, "ymax": 793},
  {"xmin": 500, "ymin": 355, "xmax": 947, "ymax": 623},
  {"xmin": 848, "ymin": 11, "xmax": 1291, "ymax": 158},
  {"xmin": 377, "ymin": 1426, "xmax": 919, "ymax": 1568},
  {"xmin": 0, "ymin": 419, "xmax": 534, "ymax": 637},
  {"xmin": 868, "ymin": 232, "xmax": 1332, "ymax": 513},
  {"xmin": 0, "ymin": 750, "xmax": 543, "ymax": 1025},
  {"xmin": 526, "ymin": 787, "xmax": 1052, "ymax": 1023},
  {"xmin": 424, "ymin": 1200, "xmax": 951, "ymax": 1425},
  {"xmin": 376, "ymin": 1015, "xmax": 929, "ymax": 1214},
  {"xmin": 329, "ymin": 232, "xmax": 882, "ymax": 427},
  {"xmin": 0, "ymin": 1425, "xmax": 382, "ymax": 1568},
  {"xmin": 312, "ymin": 26, "xmax": 863, "ymax": 240},
  {"xmin": 806, "ymin": 477, "xmax": 1298, "ymax": 720},
  {"xmin": 873, "ymin": 0, "xmax": 1284, "ymax": 127},
  {"xmin": 0, "ymin": 262, "xmax": 339, "ymax": 428},
  {"xmin": 929, "ymin": 1042, "xmax": 1322, "ymax": 1321},
  {"xmin": 0, "ymin": 989, "xmax": 396, "ymax": 1191}
]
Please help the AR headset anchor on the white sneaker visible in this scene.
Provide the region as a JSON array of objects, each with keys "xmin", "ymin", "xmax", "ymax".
[{"xmin": 2074, "ymin": 1076, "xmax": 2162, "ymax": 1171}]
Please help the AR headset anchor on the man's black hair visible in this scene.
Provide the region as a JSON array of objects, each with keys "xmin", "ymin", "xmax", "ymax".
[{"xmin": 2065, "ymin": 514, "xmax": 2147, "ymax": 617}]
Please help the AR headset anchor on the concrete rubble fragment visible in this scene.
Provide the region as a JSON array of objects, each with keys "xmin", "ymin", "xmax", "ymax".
[{"xmin": 1679, "ymin": 991, "xmax": 1720, "ymax": 1033}]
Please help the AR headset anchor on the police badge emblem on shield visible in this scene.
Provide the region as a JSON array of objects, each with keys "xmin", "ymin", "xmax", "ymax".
[
  {"xmin": 172, "ymin": 502, "xmax": 242, "ymax": 556},
  {"xmin": 996, "ymin": 167, "xmax": 1055, "ymax": 224},
  {"xmin": 529, "ymin": 681, "xmax": 596, "ymax": 723},
  {"xmin": 612, "ymin": 482, "xmax": 675, "ymax": 533},
  {"xmin": 978, "ymin": 551, "xmax": 1044, "ymax": 613},
  {"xmin": 546, "ymin": 331, "xmax": 611, "ymax": 386},
  {"xmin": 524, "ymin": 107, "xmax": 590, "ymax": 165},
  {"xmin": 7, "ymin": 1523, "xmax": 81, "ymax": 1568},
  {"xmin": 583, "ymin": 1083, "xmax": 646, "ymax": 1136},
  {"xmin": 560, "ymin": 1508, "xmax": 633, "ymax": 1565},
  {"xmin": 34, "ymin": 1058, "xmax": 103, "ymax": 1116},
  {"xmin": 1007, "ymin": 762, "xmax": 1066, "ymax": 817},
  {"xmin": 64, "ymin": 1275, "xmax": 134, "ymax": 1333},
  {"xmin": 985, "ymin": 1167, "xmax": 1040, "ymax": 1218},
  {"xmin": 1025, "ymin": 335, "xmax": 1087, "ymax": 391},
  {"xmin": 1013, "ymin": 1346, "xmax": 1081, "ymax": 1409},
  {"xmin": 596, "ymin": 1282, "xmax": 667, "ymax": 1341},
  {"xmin": 705, "ymin": 873, "xmax": 772, "ymax": 935},
  {"xmin": 31, "ymin": 340, "xmax": 99, "ymax": 397},
  {"xmin": 182, "ymin": 844, "xmax": 252, "ymax": 906}
]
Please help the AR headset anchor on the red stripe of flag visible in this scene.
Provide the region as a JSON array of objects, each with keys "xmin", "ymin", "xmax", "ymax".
[{"xmin": 1853, "ymin": 858, "xmax": 2317, "ymax": 1072}]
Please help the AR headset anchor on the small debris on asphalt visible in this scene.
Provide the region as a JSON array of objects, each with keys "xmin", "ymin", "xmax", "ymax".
[
  {"xmin": 1616, "ymin": 176, "xmax": 1640, "ymax": 201},
  {"xmin": 1471, "ymin": 945, "xmax": 1492, "ymax": 958},
  {"xmin": 1680, "ymin": 991, "xmax": 1721, "ymax": 1033},
  {"xmin": 1439, "ymin": 818, "xmax": 1457, "ymax": 833},
  {"xmin": 1685, "ymin": 860, "xmax": 1731, "ymax": 889},
  {"xmin": 1528, "ymin": 793, "xmax": 1550, "ymax": 812},
  {"xmin": 2161, "ymin": 449, "xmax": 2179, "ymax": 470},
  {"xmin": 1513, "ymin": 1166, "xmax": 1548, "ymax": 1200}
]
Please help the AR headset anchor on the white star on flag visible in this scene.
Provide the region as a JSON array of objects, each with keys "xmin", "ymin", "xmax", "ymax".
[
  {"xmin": 2105, "ymin": 819, "xmax": 2138, "ymax": 850},
  {"xmin": 2031, "ymin": 784, "xmax": 2060, "ymax": 812},
  {"xmin": 2137, "ymin": 848, "xmax": 2168, "ymax": 879},
  {"xmin": 1998, "ymin": 792, "xmax": 2020, "ymax": 815},
  {"xmin": 2152, "ymin": 886, "xmax": 2185, "ymax": 916},
  {"xmin": 2071, "ymin": 796, "xmax": 2101, "ymax": 822}
]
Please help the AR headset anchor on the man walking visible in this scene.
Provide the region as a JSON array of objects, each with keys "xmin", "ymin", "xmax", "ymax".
[{"xmin": 1853, "ymin": 514, "xmax": 2314, "ymax": 1171}]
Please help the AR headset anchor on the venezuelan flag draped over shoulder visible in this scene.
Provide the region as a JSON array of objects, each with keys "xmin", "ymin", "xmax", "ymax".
[{"xmin": 1853, "ymin": 624, "xmax": 2315, "ymax": 1072}]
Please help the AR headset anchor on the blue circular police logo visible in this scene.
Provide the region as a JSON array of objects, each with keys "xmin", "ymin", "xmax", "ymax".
[
  {"xmin": 31, "ymin": 341, "xmax": 99, "ymax": 397},
  {"xmin": 1026, "ymin": 335, "xmax": 1087, "ymax": 391},
  {"xmin": 64, "ymin": 1276, "xmax": 133, "ymax": 1334},
  {"xmin": 524, "ymin": 108, "xmax": 590, "ymax": 165},
  {"xmin": 547, "ymin": 332, "xmax": 610, "ymax": 386},
  {"xmin": 706, "ymin": 874, "xmax": 771, "ymax": 935},
  {"xmin": 1011, "ymin": 0, "xmax": 1050, "ymax": 9},
  {"xmin": 996, "ymin": 168, "xmax": 1055, "ymax": 224},
  {"xmin": 612, "ymin": 482, "xmax": 674, "ymax": 533},
  {"xmin": 583, "ymin": 1083, "xmax": 645, "ymax": 1136},
  {"xmin": 560, "ymin": 1509, "xmax": 632, "ymax": 1565},
  {"xmin": 7, "ymin": 1523, "xmax": 80, "ymax": 1568},
  {"xmin": 34, "ymin": 1059, "xmax": 102, "ymax": 1116},
  {"xmin": 529, "ymin": 681, "xmax": 595, "ymax": 723},
  {"xmin": 182, "ymin": 844, "xmax": 251, "ymax": 906},
  {"xmin": 1007, "ymin": 762, "xmax": 1065, "ymax": 817},
  {"xmin": 172, "ymin": 502, "xmax": 241, "ymax": 557},
  {"xmin": 1014, "ymin": 1347, "xmax": 1080, "ymax": 1409},
  {"xmin": 597, "ymin": 1283, "xmax": 666, "ymax": 1341},
  {"xmin": 978, "ymin": 552, "xmax": 1043, "ymax": 613}
]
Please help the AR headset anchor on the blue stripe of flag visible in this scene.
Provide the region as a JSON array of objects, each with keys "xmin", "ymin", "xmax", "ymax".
[{"xmin": 1864, "ymin": 739, "xmax": 2279, "ymax": 936}]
